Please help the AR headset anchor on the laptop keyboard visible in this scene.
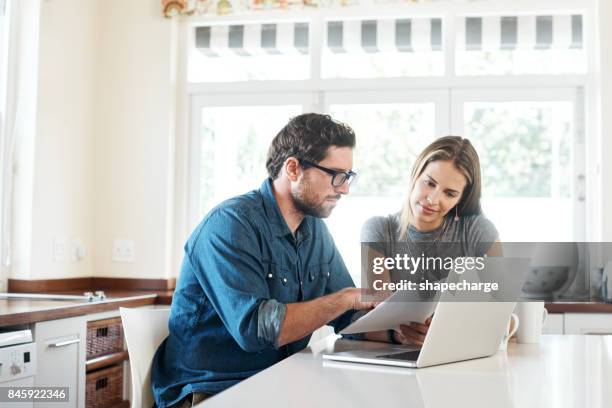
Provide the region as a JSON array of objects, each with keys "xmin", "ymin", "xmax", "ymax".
[{"xmin": 377, "ymin": 350, "xmax": 421, "ymax": 361}]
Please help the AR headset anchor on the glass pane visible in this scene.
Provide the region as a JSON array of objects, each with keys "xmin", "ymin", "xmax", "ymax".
[
  {"xmin": 189, "ymin": 23, "xmax": 310, "ymax": 82},
  {"xmin": 456, "ymin": 48, "xmax": 586, "ymax": 76},
  {"xmin": 327, "ymin": 103, "xmax": 437, "ymax": 282},
  {"xmin": 456, "ymin": 15, "xmax": 586, "ymax": 76},
  {"xmin": 189, "ymin": 52, "xmax": 310, "ymax": 82},
  {"xmin": 199, "ymin": 105, "xmax": 302, "ymax": 215},
  {"xmin": 322, "ymin": 50, "xmax": 444, "ymax": 79},
  {"xmin": 331, "ymin": 103, "xmax": 436, "ymax": 197},
  {"xmin": 463, "ymin": 101, "xmax": 575, "ymax": 241},
  {"xmin": 322, "ymin": 18, "xmax": 444, "ymax": 79}
]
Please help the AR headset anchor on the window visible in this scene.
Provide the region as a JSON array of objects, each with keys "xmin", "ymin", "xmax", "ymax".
[
  {"xmin": 186, "ymin": 1, "xmax": 593, "ymax": 283},
  {"xmin": 188, "ymin": 93, "xmax": 310, "ymax": 222},
  {"xmin": 456, "ymin": 14, "xmax": 586, "ymax": 75},
  {"xmin": 322, "ymin": 17, "xmax": 444, "ymax": 78},
  {"xmin": 189, "ymin": 22, "xmax": 310, "ymax": 82},
  {"xmin": 325, "ymin": 92, "xmax": 444, "ymax": 275},
  {"xmin": 452, "ymin": 89, "xmax": 583, "ymax": 242},
  {"xmin": 193, "ymin": 102, "xmax": 303, "ymax": 215}
]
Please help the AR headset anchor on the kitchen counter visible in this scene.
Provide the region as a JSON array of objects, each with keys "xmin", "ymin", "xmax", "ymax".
[
  {"xmin": 0, "ymin": 291, "xmax": 161, "ymax": 327},
  {"xmin": 201, "ymin": 335, "xmax": 612, "ymax": 408}
]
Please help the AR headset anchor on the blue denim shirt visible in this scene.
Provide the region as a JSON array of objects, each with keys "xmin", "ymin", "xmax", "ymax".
[{"xmin": 151, "ymin": 179, "xmax": 359, "ymax": 407}]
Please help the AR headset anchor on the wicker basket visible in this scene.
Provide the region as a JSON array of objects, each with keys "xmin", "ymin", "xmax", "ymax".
[
  {"xmin": 87, "ymin": 317, "xmax": 124, "ymax": 359},
  {"xmin": 85, "ymin": 364, "xmax": 123, "ymax": 408}
]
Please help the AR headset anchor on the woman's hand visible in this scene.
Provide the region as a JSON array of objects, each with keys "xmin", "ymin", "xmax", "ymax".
[{"xmin": 393, "ymin": 316, "xmax": 432, "ymax": 346}]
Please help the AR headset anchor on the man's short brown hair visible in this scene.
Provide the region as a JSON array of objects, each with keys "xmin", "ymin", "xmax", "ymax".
[{"xmin": 266, "ymin": 113, "xmax": 356, "ymax": 179}]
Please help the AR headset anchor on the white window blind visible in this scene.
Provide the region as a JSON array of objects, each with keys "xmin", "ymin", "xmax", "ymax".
[
  {"xmin": 459, "ymin": 14, "xmax": 582, "ymax": 51},
  {"xmin": 195, "ymin": 22, "xmax": 309, "ymax": 56},
  {"xmin": 455, "ymin": 13, "xmax": 586, "ymax": 75},
  {"xmin": 325, "ymin": 17, "xmax": 443, "ymax": 53}
]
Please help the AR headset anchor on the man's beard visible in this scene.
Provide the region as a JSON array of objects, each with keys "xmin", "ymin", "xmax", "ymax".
[{"xmin": 291, "ymin": 179, "xmax": 340, "ymax": 219}]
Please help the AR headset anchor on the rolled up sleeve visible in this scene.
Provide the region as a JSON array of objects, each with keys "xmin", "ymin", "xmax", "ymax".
[{"xmin": 257, "ymin": 299, "xmax": 287, "ymax": 349}]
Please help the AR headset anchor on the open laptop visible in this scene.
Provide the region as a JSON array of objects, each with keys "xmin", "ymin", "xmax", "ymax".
[{"xmin": 322, "ymin": 257, "xmax": 530, "ymax": 368}]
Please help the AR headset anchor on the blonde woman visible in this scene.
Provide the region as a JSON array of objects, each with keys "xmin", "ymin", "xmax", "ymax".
[{"xmin": 361, "ymin": 136, "xmax": 501, "ymax": 346}]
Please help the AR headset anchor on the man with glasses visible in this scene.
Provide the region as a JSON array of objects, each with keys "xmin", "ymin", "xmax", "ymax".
[{"xmin": 152, "ymin": 113, "xmax": 378, "ymax": 408}]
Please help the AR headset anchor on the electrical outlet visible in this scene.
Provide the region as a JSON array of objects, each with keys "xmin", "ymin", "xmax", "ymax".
[
  {"xmin": 112, "ymin": 239, "xmax": 135, "ymax": 262},
  {"xmin": 53, "ymin": 237, "xmax": 67, "ymax": 261}
]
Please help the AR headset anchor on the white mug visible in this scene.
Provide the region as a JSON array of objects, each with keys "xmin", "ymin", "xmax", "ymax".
[
  {"xmin": 499, "ymin": 313, "xmax": 519, "ymax": 351},
  {"xmin": 515, "ymin": 302, "xmax": 548, "ymax": 344}
]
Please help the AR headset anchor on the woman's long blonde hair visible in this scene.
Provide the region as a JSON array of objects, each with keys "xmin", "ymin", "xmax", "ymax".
[{"xmin": 399, "ymin": 136, "xmax": 483, "ymax": 240}]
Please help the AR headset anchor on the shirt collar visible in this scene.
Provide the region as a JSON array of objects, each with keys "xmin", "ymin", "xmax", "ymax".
[{"xmin": 260, "ymin": 178, "xmax": 312, "ymax": 241}]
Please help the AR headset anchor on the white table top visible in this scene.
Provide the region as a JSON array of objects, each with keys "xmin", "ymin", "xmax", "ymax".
[{"xmin": 201, "ymin": 335, "xmax": 612, "ymax": 408}]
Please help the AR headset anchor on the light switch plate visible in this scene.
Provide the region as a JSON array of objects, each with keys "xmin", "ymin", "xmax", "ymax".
[{"xmin": 53, "ymin": 237, "xmax": 67, "ymax": 261}]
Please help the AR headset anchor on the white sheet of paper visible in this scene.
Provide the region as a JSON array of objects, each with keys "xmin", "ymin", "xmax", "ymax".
[{"xmin": 340, "ymin": 290, "xmax": 437, "ymax": 334}]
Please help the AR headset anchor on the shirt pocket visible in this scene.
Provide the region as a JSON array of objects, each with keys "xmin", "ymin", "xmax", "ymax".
[
  {"xmin": 306, "ymin": 262, "xmax": 331, "ymax": 295},
  {"xmin": 263, "ymin": 262, "xmax": 298, "ymax": 303}
]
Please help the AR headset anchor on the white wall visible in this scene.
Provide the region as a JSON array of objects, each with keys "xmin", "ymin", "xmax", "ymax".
[
  {"xmin": 9, "ymin": 0, "xmax": 178, "ymax": 280},
  {"xmin": 93, "ymin": 0, "xmax": 177, "ymax": 279},
  {"xmin": 27, "ymin": 0, "xmax": 97, "ymax": 279},
  {"xmin": 9, "ymin": 0, "xmax": 99, "ymax": 280}
]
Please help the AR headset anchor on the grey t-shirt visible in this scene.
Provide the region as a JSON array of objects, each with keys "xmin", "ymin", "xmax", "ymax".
[{"xmin": 360, "ymin": 212, "xmax": 499, "ymax": 284}]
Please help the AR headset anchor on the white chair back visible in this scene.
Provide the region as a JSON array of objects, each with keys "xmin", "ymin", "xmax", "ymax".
[{"xmin": 120, "ymin": 307, "xmax": 170, "ymax": 408}]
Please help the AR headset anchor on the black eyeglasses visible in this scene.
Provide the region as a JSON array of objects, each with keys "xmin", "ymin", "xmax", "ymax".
[{"xmin": 300, "ymin": 159, "xmax": 358, "ymax": 188}]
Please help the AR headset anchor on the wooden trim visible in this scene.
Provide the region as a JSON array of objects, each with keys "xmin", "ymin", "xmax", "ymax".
[
  {"xmin": 8, "ymin": 278, "xmax": 94, "ymax": 293},
  {"xmin": 545, "ymin": 302, "xmax": 612, "ymax": 313},
  {"xmin": 92, "ymin": 277, "xmax": 176, "ymax": 291},
  {"xmin": 86, "ymin": 351, "xmax": 129, "ymax": 372},
  {"xmin": 156, "ymin": 293, "xmax": 174, "ymax": 305},
  {"xmin": 8, "ymin": 277, "xmax": 176, "ymax": 293}
]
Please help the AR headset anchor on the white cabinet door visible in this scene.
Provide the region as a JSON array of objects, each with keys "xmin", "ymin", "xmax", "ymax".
[
  {"xmin": 34, "ymin": 316, "xmax": 86, "ymax": 408},
  {"xmin": 542, "ymin": 313, "xmax": 564, "ymax": 334},
  {"xmin": 564, "ymin": 313, "xmax": 612, "ymax": 335}
]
